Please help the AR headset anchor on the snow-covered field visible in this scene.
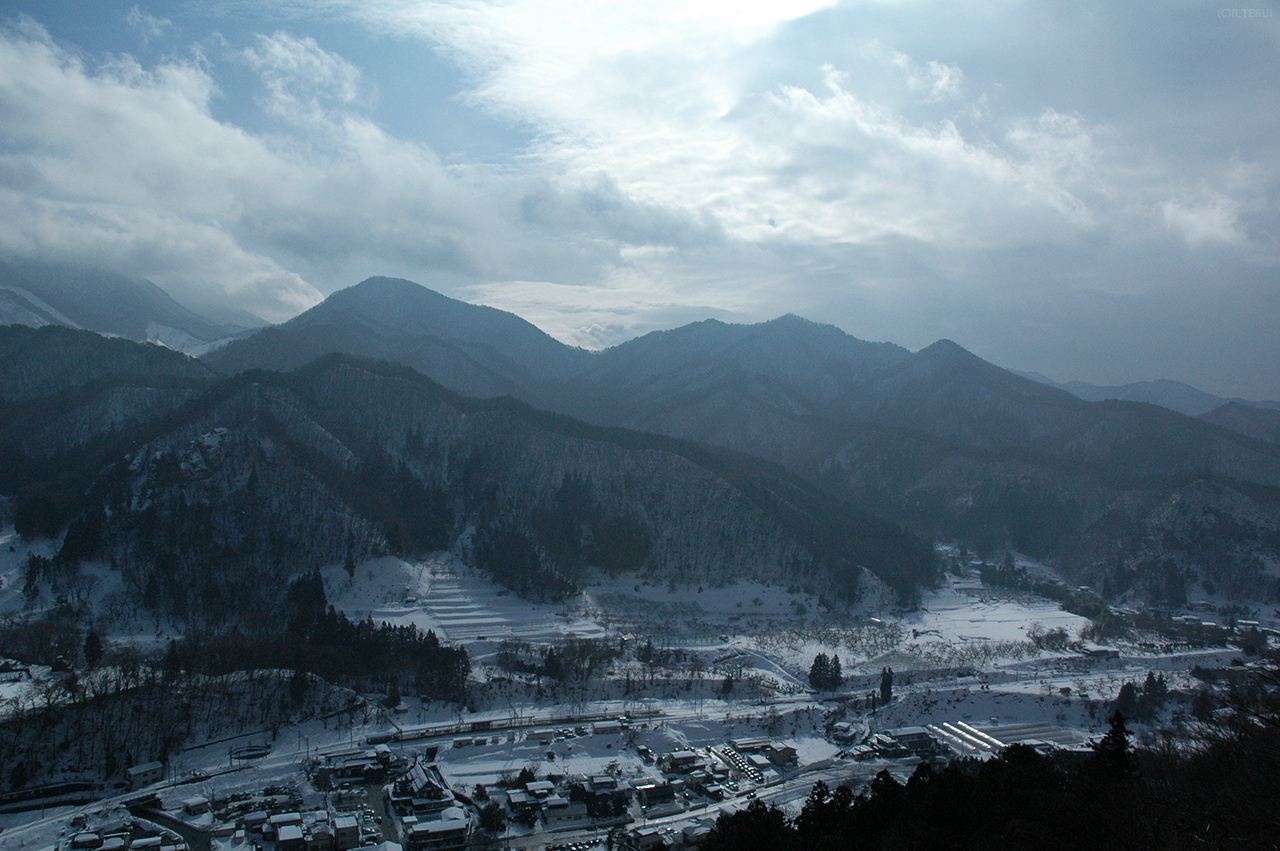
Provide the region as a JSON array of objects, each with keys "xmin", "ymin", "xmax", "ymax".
[{"xmin": 322, "ymin": 554, "xmax": 606, "ymax": 643}]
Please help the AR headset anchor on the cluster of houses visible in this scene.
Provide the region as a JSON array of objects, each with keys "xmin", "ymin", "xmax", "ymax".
[
  {"xmin": 240, "ymin": 810, "xmax": 369, "ymax": 851},
  {"xmin": 318, "ymin": 745, "xmax": 407, "ymax": 788},
  {"xmin": 505, "ymin": 778, "xmax": 591, "ymax": 826},
  {"xmin": 495, "ymin": 734, "xmax": 804, "ymax": 845},
  {"xmin": 162, "ymin": 782, "xmax": 387, "ymax": 851},
  {"xmin": 618, "ymin": 822, "xmax": 714, "ymax": 851},
  {"xmin": 65, "ymin": 821, "xmax": 187, "ymax": 851}
]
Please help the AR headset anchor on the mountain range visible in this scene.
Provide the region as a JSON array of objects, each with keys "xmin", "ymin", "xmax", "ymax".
[
  {"xmin": 0, "ymin": 323, "xmax": 935, "ymax": 624},
  {"xmin": 209, "ymin": 276, "xmax": 1280, "ymax": 605},
  {"xmin": 4, "ymin": 270, "xmax": 1280, "ymax": 613},
  {"xmin": 1014, "ymin": 370, "xmax": 1280, "ymax": 418}
]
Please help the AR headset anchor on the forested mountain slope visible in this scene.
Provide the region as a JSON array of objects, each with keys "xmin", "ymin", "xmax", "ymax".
[
  {"xmin": 205, "ymin": 277, "xmax": 1280, "ymax": 604},
  {"xmin": 3, "ymin": 339, "xmax": 936, "ymax": 624}
]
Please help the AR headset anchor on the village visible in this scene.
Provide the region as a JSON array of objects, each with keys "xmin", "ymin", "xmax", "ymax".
[
  {"xmin": 20, "ymin": 705, "xmax": 1102, "ymax": 851},
  {"xmin": 1, "ymin": 545, "xmax": 1273, "ymax": 851},
  {"xmin": 2, "ymin": 547, "xmax": 1269, "ymax": 849}
]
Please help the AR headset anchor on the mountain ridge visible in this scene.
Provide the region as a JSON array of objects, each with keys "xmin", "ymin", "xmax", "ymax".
[{"xmin": 201, "ymin": 276, "xmax": 1280, "ymax": 605}]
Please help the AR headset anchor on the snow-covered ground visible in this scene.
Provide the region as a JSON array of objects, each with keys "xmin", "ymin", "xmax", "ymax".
[
  {"xmin": 322, "ymin": 554, "xmax": 606, "ymax": 643},
  {"xmin": 905, "ymin": 579, "xmax": 1088, "ymax": 645},
  {"xmin": 0, "ymin": 539, "xmax": 1263, "ymax": 851}
]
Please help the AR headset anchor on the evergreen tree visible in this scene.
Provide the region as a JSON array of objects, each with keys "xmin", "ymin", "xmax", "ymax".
[
  {"xmin": 83, "ymin": 628, "xmax": 104, "ymax": 668},
  {"xmin": 1114, "ymin": 681, "xmax": 1139, "ymax": 719},
  {"xmin": 828, "ymin": 654, "xmax": 842, "ymax": 690},
  {"xmin": 1191, "ymin": 688, "xmax": 1215, "ymax": 722},
  {"xmin": 880, "ymin": 666, "xmax": 894, "ymax": 704},
  {"xmin": 1093, "ymin": 710, "xmax": 1133, "ymax": 778},
  {"xmin": 809, "ymin": 653, "xmax": 830, "ymax": 690},
  {"xmin": 290, "ymin": 666, "xmax": 310, "ymax": 706},
  {"xmin": 477, "ymin": 801, "xmax": 505, "ymax": 834}
]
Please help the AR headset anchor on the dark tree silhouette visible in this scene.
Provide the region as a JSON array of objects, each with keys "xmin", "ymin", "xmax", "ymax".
[{"xmin": 1093, "ymin": 710, "xmax": 1133, "ymax": 778}]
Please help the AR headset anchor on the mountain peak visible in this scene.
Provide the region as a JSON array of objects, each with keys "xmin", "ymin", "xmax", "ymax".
[{"xmin": 920, "ymin": 338, "xmax": 968, "ymax": 355}]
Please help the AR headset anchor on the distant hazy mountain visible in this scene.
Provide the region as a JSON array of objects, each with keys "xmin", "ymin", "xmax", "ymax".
[
  {"xmin": 206, "ymin": 276, "xmax": 1280, "ymax": 604},
  {"xmin": 0, "ymin": 257, "xmax": 262, "ymax": 355},
  {"xmin": 1013, "ymin": 370, "xmax": 1280, "ymax": 417},
  {"xmin": 1199, "ymin": 401, "xmax": 1280, "ymax": 445}
]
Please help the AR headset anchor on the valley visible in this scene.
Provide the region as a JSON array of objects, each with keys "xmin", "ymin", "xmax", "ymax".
[
  {"xmin": 1, "ymin": 275, "xmax": 1278, "ymax": 850},
  {"xmin": 1, "ymin": 531, "xmax": 1269, "ymax": 851}
]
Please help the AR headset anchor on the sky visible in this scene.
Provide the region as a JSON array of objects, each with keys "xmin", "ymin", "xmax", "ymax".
[{"xmin": 0, "ymin": 1, "xmax": 1278, "ymax": 398}]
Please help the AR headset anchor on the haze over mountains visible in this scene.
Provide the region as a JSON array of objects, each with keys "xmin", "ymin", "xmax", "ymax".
[
  {"xmin": 0, "ymin": 257, "xmax": 264, "ymax": 356},
  {"xmin": 4, "ymin": 267, "xmax": 1280, "ymax": 613}
]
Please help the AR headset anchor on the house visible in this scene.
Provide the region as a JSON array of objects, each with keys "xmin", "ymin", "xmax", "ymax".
[
  {"xmin": 681, "ymin": 823, "xmax": 712, "ymax": 848},
  {"xmin": 276, "ymin": 825, "xmax": 305, "ymax": 851},
  {"xmin": 765, "ymin": 744, "xmax": 796, "ymax": 766},
  {"xmin": 505, "ymin": 790, "xmax": 534, "ymax": 815},
  {"xmin": 332, "ymin": 815, "xmax": 360, "ymax": 851},
  {"xmin": 181, "ymin": 797, "xmax": 210, "ymax": 816},
  {"xmin": 619, "ymin": 826, "xmax": 667, "ymax": 851},
  {"xmin": 542, "ymin": 795, "xmax": 588, "ymax": 824},
  {"xmin": 385, "ymin": 761, "xmax": 457, "ymax": 818},
  {"xmin": 305, "ymin": 827, "xmax": 334, "ymax": 851},
  {"xmin": 590, "ymin": 775, "xmax": 618, "ymax": 793},
  {"xmin": 831, "ymin": 722, "xmax": 859, "ymax": 744},
  {"xmin": 524, "ymin": 780, "xmax": 555, "ymax": 799},
  {"xmin": 242, "ymin": 812, "xmax": 270, "ymax": 833},
  {"xmin": 126, "ymin": 761, "xmax": 164, "ymax": 790},
  {"xmin": 662, "ymin": 751, "xmax": 699, "ymax": 773},
  {"xmin": 403, "ymin": 807, "xmax": 469, "ymax": 851},
  {"xmin": 728, "ymin": 737, "xmax": 770, "ymax": 753},
  {"xmin": 887, "ymin": 727, "xmax": 938, "ymax": 757},
  {"xmin": 631, "ymin": 779, "xmax": 675, "ymax": 807}
]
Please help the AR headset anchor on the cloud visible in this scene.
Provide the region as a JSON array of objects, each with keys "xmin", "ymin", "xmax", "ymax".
[
  {"xmin": 330, "ymin": 0, "xmax": 1143, "ymax": 254},
  {"xmin": 125, "ymin": 6, "xmax": 171, "ymax": 44},
  {"xmin": 0, "ymin": 18, "xmax": 537, "ymax": 321},
  {"xmin": 243, "ymin": 31, "xmax": 368, "ymax": 123},
  {"xmin": 1161, "ymin": 193, "xmax": 1242, "ymax": 246},
  {"xmin": 3, "ymin": 3, "xmax": 1279, "ymax": 395}
]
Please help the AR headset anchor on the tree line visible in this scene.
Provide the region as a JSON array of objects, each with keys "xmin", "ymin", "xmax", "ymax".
[{"xmin": 703, "ymin": 660, "xmax": 1280, "ymax": 850}]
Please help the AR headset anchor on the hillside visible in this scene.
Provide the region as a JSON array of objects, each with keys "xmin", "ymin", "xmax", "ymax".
[{"xmin": 2, "ymin": 339, "xmax": 936, "ymax": 624}]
